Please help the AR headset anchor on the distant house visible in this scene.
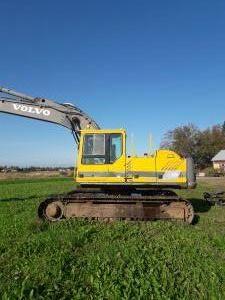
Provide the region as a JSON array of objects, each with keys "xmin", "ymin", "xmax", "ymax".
[{"xmin": 212, "ymin": 150, "xmax": 225, "ymax": 170}]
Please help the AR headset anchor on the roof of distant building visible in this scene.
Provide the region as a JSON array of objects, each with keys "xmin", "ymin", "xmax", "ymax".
[{"xmin": 212, "ymin": 150, "xmax": 225, "ymax": 161}]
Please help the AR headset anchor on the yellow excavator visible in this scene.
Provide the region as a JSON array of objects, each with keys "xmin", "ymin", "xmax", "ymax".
[{"xmin": 0, "ymin": 87, "xmax": 196, "ymax": 223}]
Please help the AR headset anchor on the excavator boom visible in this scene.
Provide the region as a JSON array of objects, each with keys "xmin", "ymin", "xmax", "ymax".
[{"xmin": 0, "ymin": 87, "xmax": 100, "ymax": 144}]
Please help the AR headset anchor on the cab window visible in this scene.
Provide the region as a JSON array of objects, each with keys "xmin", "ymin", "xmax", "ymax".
[
  {"xmin": 82, "ymin": 133, "xmax": 123, "ymax": 165},
  {"xmin": 83, "ymin": 134, "xmax": 105, "ymax": 165},
  {"xmin": 110, "ymin": 134, "xmax": 122, "ymax": 163}
]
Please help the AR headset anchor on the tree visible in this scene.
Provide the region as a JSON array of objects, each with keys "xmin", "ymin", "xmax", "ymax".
[
  {"xmin": 195, "ymin": 125, "xmax": 225, "ymax": 169},
  {"xmin": 222, "ymin": 121, "xmax": 225, "ymax": 134},
  {"xmin": 161, "ymin": 123, "xmax": 225, "ymax": 169},
  {"xmin": 161, "ymin": 123, "xmax": 199, "ymax": 159}
]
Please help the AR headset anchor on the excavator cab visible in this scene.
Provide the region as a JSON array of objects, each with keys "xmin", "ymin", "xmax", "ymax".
[{"xmin": 76, "ymin": 129, "xmax": 127, "ymax": 184}]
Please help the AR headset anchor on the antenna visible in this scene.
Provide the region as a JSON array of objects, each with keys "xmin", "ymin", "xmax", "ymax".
[
  {"xmin": 130, "ymin": 133, "xmax": 137, "ymax": 157},
  {"xmin": 148, "ymin": 133, "xmax": 154, "ymax": 155}
]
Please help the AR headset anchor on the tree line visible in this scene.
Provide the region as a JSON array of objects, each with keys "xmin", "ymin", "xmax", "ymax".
[
  {"xmin": 0, "ymin": 166, "xmax": 74, "ymax": 172},
  {"xmin": 161, "ymin": 122, "xmax": 225, "ymax": 170}
]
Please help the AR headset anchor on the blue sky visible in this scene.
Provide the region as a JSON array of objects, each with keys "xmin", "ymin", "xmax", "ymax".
[{"xmin": 0, "ymin": 0, "xmax": 225, "ymax": 166}]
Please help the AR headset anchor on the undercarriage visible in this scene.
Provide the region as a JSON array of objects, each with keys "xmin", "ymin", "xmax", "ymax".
[{"xmin": 38, "ymin": 188, "xmax": 194, "ymax": 224}]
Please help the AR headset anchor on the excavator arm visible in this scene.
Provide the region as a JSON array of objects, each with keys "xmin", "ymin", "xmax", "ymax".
[{"xmin": 0, "ymin": 86, "xmax": 100, "ymax": 144}]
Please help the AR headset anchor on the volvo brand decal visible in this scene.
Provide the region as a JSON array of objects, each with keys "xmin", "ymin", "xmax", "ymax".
[{"xmin": 12, "ymin": 104, "xmax": 51, "ymax": 116}]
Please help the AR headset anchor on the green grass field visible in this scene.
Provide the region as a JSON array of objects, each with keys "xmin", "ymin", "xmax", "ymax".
[{"xmin": 1, "ymin": 177, "xmax": 225, "ymax": 299}]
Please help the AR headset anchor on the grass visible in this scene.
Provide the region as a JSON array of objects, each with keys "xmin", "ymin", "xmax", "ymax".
[{"xmin": 1, "ymin": 178, "xmax": 225, "ymax": 299}]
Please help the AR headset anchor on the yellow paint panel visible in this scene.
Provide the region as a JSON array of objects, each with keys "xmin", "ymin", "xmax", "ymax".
[{"xmin": 75, "ymin": 130, "xmax": 188, "ymax": 187}]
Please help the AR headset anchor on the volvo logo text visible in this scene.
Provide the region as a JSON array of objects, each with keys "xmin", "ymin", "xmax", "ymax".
[{"xmin": 13, "ymin": 104, "xmax": 51, "ymax": 116}]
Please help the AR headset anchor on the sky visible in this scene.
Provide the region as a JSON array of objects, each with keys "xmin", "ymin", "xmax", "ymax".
[{"xmin": 0, "ymin": 0, "xmax": 225, "ymax": 166}]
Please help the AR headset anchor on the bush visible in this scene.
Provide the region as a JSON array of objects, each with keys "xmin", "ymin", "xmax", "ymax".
[{"xmin": 202, "ymin": 167, "xmax": 225, "ymax": 177}]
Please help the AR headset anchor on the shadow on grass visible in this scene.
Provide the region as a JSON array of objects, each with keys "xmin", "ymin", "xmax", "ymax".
[
  {"xmin": 189, "ymin": 198, "xmax": 211, "ymax": 213},
  {"xmin": 186, "ymin": 198, "xmax": 212, "ymax": 225},
  {"xmin": 0, "ymin": 195, "xmax": 38, "ymax": 202}
]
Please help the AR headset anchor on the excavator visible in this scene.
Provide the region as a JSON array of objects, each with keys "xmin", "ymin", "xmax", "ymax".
[{"xmin": 0, "ymin": 86, "xmax": 196, "ymax": 223}]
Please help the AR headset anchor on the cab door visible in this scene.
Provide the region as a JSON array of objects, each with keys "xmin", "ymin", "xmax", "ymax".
[{"xmin": 106, "ymin": 132, "xmax": 126, "ymax": 183}]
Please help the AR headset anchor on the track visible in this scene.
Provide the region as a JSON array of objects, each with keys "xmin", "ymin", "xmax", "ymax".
[{"xmin": 38, "ymin": 189, "xmax": 194, "ymax": 224}]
